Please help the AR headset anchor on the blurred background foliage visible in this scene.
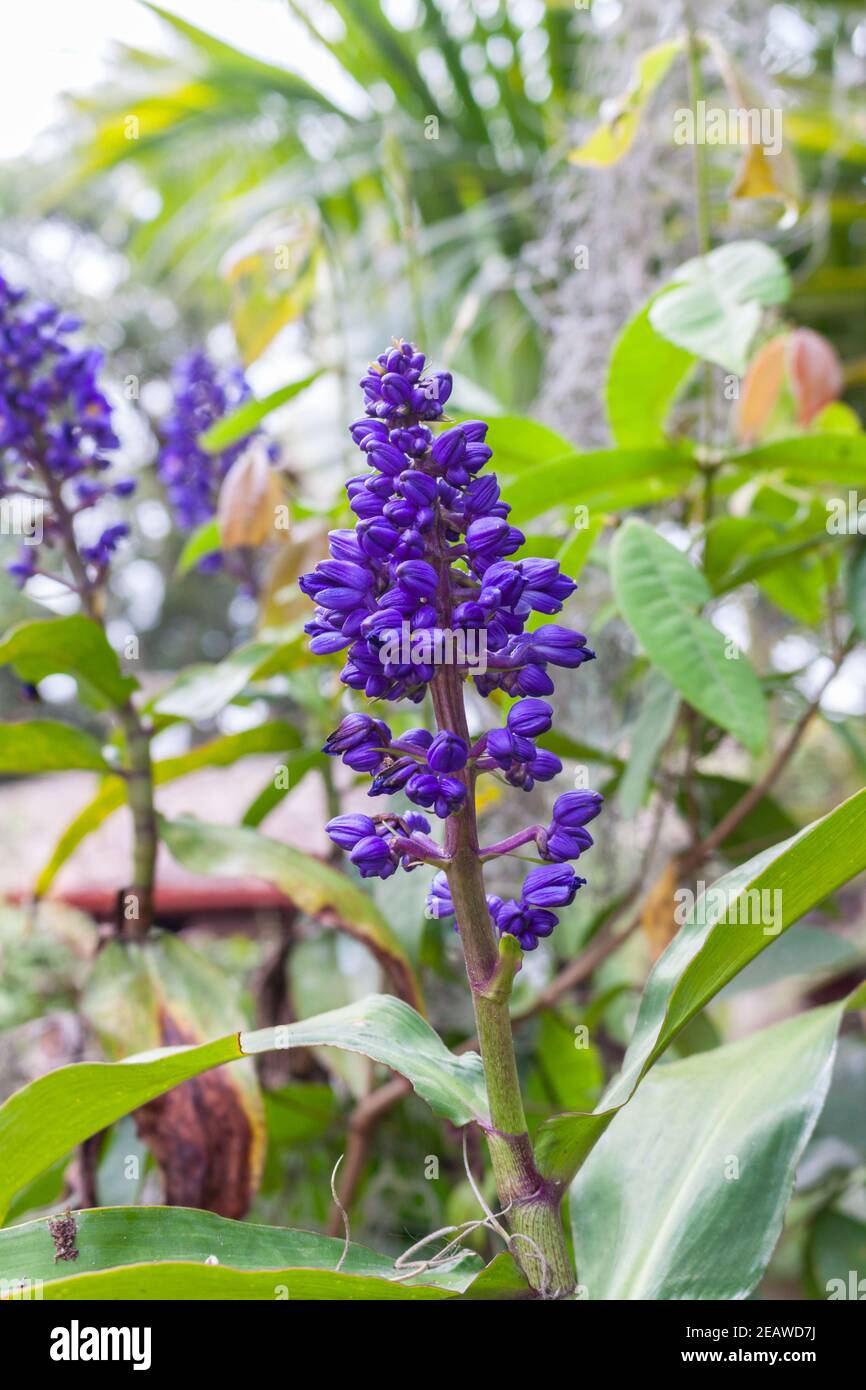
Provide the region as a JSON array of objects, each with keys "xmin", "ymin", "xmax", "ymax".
[{"xmin": 0, "ymin": 0, "xmax": 865, "ymax": 1298}]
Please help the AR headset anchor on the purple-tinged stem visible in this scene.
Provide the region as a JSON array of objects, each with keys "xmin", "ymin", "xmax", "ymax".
[
  {"xmin": 426, "ymin": 521, "xmax": 574, "ymax": 1297},
  {"xmin": 479, "ymin": 826, "xmax": 545, "ymax": 861}
]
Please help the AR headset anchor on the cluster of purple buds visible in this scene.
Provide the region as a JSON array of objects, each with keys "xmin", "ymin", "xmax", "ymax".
[
  {"xmin": 325, "ymin": 810, "xmax": 439, "ymax": 880},
  {"xmin": 427, "ymin": 862, "xmax": 585, "ymax": 954},
  {"xmin": 301, "ymin": 340, "xmax": 602, "ymax": 952},
  {"xmin": 300, "ymin": 341, "xmax": 593, "ymax": 706},
  {"xmin": 157, "ymin": 350, "xmax": 257, "ymax": 538},
  {"xmin": 322, "ymin": 712, "xmax": 468, "ymax": 823},
  {"xmin": 424, "ymin": 790, "xmax": 602, "ymax": 950},
  {"xmin": 0, "ymin": 276, "xmax": 135, "ymax": 588}
]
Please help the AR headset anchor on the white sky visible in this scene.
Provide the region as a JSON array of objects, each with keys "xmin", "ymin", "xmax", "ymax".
[{"xmin": 0, "ymin": 0, "xmax": 352, "ymax": 160}]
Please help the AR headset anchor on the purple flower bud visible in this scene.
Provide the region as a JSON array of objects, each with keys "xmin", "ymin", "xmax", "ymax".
[
  {"xmin": 507, "ymin": 699, "xmax": 553, "ymax": 737},
  {"xmin": 326, "ymin": 814, "xmax": 378, "ymax": 850},
  {"xmin": 395, "ymin": 559, "xmax": 437, "ymax": 598},
  {"xmin": 552, "ymin": 790, "xmax": 604, "ymax": 830},
  {"xmin": 426, "ymin": 871, "xmax": 454, "ymax": 919},
  {"xmin": 427, "ymin": 731, "xmax": 469, "ymax": 773},
  {"xmin": 530, "ymin": 625, "xmax": 595, "ymax": 669},
  {"xmin": 522, "ymin": 863, "xmax": 584, "ymax": 909},
  {"xmin": 350, "ymin": 834, "xmax": 395, "ymax": 878},
  {"xmin": 369, "ymin": 757, "xmax": 417, "ymax": 796},
  {"xmin": 544, "ymin": 826, "xmax": 594, "ymax": 863}
]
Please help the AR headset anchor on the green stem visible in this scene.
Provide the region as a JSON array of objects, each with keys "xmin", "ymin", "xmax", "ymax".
[
  {"xmin": 683, "ymin": 3, "xmax": 716, "ymax": 501},
  {"xmin": 117, "ymin": 700, "xmax": 158, "ymax": 936},
  {"xmin": 428, "ymin": 640, "xmax": 574, "ymax": 1296},
  {"xmin": 37, "ymin": 458, "xmax": 157, "ymax": 936}
]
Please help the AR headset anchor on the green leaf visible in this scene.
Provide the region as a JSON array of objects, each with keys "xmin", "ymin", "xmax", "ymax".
[
  {"xmin": 0, "ymin": 1204, "xmax": 480, "ymax": 1294},
  {"xmin": 28, "ymin": 1261, "xmax": 455, "ymax": 1300},
  {"xmin": 505, "ymin": 448, "xmax": 696, "ymax": 527},
  {"xmin": 611, "ymin": 519, "xmax": 767, "ymax": 754},
  {"xmin": 152, "ymin": 635, "xmax": 305, "ymax": 721},
  {"xmin": 0, "ymin": 721, "xmax": 110, "ymax": 773},
  {"xmin": 703, "ymin": 513, "xmax": 830, "ymax": 600},
  {"xmin": 241, "ymin": 749, "xmax": 324, "ymax": 826},
  {"xmin": 32, "ymin": 723, "xmax": 305, "ymax": 897},
  {"xmin": 649, "ymin": 241, "xmax": 791, "ymax": 373},
  {"xmin": 0, "ymin": 617, "xmax": 137, "ymax": 709},
  {"xmin": 535, "ymin": 787, "xmax": 866, "ymax": 1186},
  {"xmin": 731, "ymin": 433, "xmax": 866, "ymax": 485},
  {"xmin": 0, "ymin": 994, "xmax": 487, "ymax": 1218},
  {"xmin": 239, "ymin": 998, "xmax": 487, "ymax": 1123},
  {"xmin": 34, "ymin": 777, "xmax": 127, "ymax": 897},
  {"xmin": 200, "ymin": 370, "xmax": 321, "ymax": 452},
  {"xmin": 570, "ymin": 1004, "xmax": 843, "ymax": 1299},
  {"xmin": 617, "ymin": 673, "xmax": 679, "ymax": 817},
  {"xmin": 152, "ymin": 720, "xmax": 302, "ymax": 781},
  {"xmin": 482, "ymin": 415, "xmax": 576, "ymax": 475},
  {"xmin": 176, "ymin": 517, "xmax": 221, "ymax": 576},
  {"xmin": 569, "ymin": 40, "xmax": 683, "ymax": 166},
  {"xmin": 606, "ymin": 298, "xmax": 697, "ymax": 447},
  {"xmin": 805, "ymin": 1211, "xmax": 866, "ymax": 1300},
  {"xmin": 160, "ymin": 816, "xmax": 423, "ymax": 1010},
  {"xmin": 847, "ymin": 543, "xmax": 866, "ymax": 639}
]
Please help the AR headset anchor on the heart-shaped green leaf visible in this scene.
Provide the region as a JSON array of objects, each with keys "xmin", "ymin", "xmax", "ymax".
[{"xmin": 649, "ymin": 241, "xmax": 791, "ymax": 373}]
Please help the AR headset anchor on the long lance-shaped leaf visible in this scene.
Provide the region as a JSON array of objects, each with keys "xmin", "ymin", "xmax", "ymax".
[
  {"xmin": 0, "ymin": 1205, "xmax": 482, "ymax": 1294},
  {"xmin": 505, "ymin": 447, "xmax": 696, "ymax": 527},
  {"xmin": 0, "ymin": 721, "xmax": 111, "ymax": 773},
  {"xmin": 26, "ymin": 1263, "xmax": 455, "ymax": 1301},
  {"xmin": 199, "ymin": 369, "xmax": 322, "ymax": 451},
  {"xmin": 536, "ymin": 786, "xmax": 866, "ymax": 1186},
  {"xmin": 570, "ymin": 997, "xmax": 858, "ymax": 1300},
  {"xmin": 0, "ymin": 995, "xmax": 488, "ymax": 1220},
  {"xmin": 33, "ymin": 721, "xmax": 306, "ymax": 896},
  {"xmin": 160, "ymin": 816, "xmax": 423, "ymax": 1010}
]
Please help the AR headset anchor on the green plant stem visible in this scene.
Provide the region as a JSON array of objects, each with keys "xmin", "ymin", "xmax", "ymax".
[
  {"xmin": 683, "ymin": 2, "xmax": 716, "ymax": 501},
  {"xmin": 117, "ymin": 701, "xmax": 157, "ymax": 936},
  {"xmin": 37, "ymin": 458, "xmax": 157, "ymax": 935},
  {"xmin": 428, "ymin": 651, "xmax": 574, "ymax": 1296}
]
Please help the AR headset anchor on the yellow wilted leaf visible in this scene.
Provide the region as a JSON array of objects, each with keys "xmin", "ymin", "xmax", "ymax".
[
  {"xmin": 257, "ymin": 518, "xmax": 330, "ymax": 631},
  {"xmin": 217, "ymin": 438, "xmax": 287, "ymax": 549},
  {"xmin": 640, "ymin": 857, "xmax": 680, "ymax": 962},
  {"xmin": 705, "ymin": 35, "xmax": 802, "ymax": 212},
  {"xmin": 570, "ymin": 39, "xmax": 683, "ymax": 167}
]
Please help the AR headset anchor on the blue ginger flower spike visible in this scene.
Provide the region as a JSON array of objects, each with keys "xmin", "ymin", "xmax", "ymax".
[
  {"xmin": 300, "ymin": 339, "xmax": 602, "ymax": 956},
  {"xmin": 0, "ymin": 275, "xmax": 135, "ymax": 595}
]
